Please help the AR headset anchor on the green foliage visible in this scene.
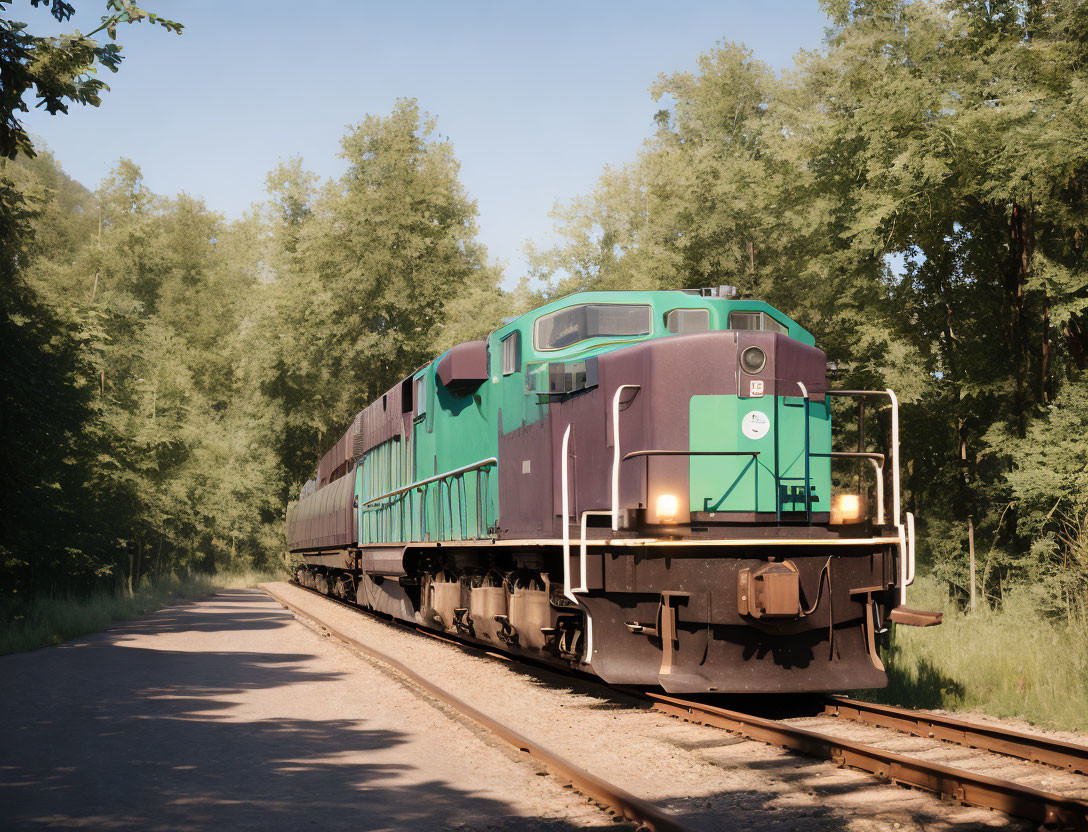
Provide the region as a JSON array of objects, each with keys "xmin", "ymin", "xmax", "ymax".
[
  {"xmin": 2, "ymin": 96, "xmax": 516, "ymax": 602},
  {"xmin": 0, "ymin": 568, "xmax": 284, "ymax": 655},
  {"xmin": 859, "ymin": 575, "xmax": 1088, "ymax": 733},
  {"xmin": 0, "ymin": 1, "xmax": 182, "ymax": 159},
  {"xmin": 265, "ymin": 99, "xmax": 508, "ymax": 482},
  {"xmin": 532, "ymin": 1, "xmax": 1088, "ymax": 611}
]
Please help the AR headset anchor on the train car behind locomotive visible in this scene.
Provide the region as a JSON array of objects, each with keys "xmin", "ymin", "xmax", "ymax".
[{"xmin": 286, "ymin": 288, "xmax": 940, "ymax": 693}]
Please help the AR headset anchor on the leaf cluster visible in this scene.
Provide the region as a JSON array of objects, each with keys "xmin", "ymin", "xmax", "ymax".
[{"xmin": 0, "ymin": 0, "xmax": 182, "ymax": 159}]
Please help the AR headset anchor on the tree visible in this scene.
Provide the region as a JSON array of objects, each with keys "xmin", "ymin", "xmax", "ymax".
[
  {"xmin": 531, "ymin": 1, "xmax": 1088, "ymax": 605},
  {"xmin": 0, "ymin": 0, "xmax": 182, "ymax": 159},
  {"xmin": 267, "ymin": 99, "xmax": 503, "ymax": 483}
]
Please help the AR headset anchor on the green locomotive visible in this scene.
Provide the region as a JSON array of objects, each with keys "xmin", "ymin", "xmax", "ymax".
[{"xmin": 287, "ymin": 288, "xmax": 935, "ymax": 693}]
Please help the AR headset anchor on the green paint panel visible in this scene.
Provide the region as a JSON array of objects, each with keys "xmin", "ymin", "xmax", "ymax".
[{"xmin": 689, "ymin": 394, "xmax": 831, "ymax": 515}]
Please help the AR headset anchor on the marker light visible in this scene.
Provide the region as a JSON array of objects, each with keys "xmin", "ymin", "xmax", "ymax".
[
  {"xmin": 656, "ymin": 493, "xmax": 678, "ymax": 523},
  {"xmin": 831, "ymin": 494, "xmax": 862, "ymax": 524}
]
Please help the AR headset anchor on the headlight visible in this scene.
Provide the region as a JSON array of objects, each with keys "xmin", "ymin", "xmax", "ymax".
[
  {"xmin": 656, "ymin": 493, "xmax": 678, "ymax": 523},
  {"xmin": 831, "ymin": 494, "xmax": 863, "ymax": 524},
  {"xmin": 741, "ymin": 346, "xmax": 766, "ymax": 374}
]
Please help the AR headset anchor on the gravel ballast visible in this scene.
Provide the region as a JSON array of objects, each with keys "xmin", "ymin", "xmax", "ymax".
[{"xmin": 266, "ymin": 580, "xmax": 1066, "ymax": 831}]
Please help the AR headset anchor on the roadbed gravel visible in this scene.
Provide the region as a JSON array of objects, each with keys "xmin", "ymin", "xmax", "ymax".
[{"xmin": 266, "ymin": 580, "xmax": 1052, "ymax": 831}]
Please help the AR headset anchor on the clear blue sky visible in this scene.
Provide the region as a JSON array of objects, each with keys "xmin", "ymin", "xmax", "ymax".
[{"xmin": 23, "ymin": 0, "xmax": 830, "ymax": 284}]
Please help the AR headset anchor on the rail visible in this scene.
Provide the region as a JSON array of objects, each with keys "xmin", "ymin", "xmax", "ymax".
[
  {"xmin": 359, "ymin": 456, "xmax": 497, "ymax": 542},
  {"xmin": 826, "ymin": 389, "xmax": 900, "ymax": 525},
  {"xmin": 826, "ymin": 388, "xmax": 913, "ymax": 602},
  {"xmin": 281, "ymin": 577, "xmax": 1088, "ymax": 830},
  {"xmin": 811, "ymin": 450, "xmax": 886, "ymax": 525},
  {"xmin": 650, "ymin": 693, "xmax": 1088, "ymax": 829},
  {"xmin": 821, "ymin": 696, "xmax": 1088, "ymax": 774},
  {"xmin": 621, "ymin": 450, "xmax": 760, "ymax": 460},
  {"xmin": 610, "ymin": 384, "xmax": 641, "ymax": 531}
]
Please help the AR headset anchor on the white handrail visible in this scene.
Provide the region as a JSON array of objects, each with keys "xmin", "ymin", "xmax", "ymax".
[
  {"xmin": 560, "ymin": 423, "xmax": 595, "ymax": 664},
  {"xmin": 611, "ymin": 384, "xmax": 641, "ymax": 531},
  {"xmin": 827, "ymin": 388, "xmax": 901, "ymax": 529},
  {"xmin": 869, "ymin": 458, "xmax": 885, "ymax": 526},
  {"xmin": 906, "ymin": 511, "xmax": 916, "ymax": 587},
  {"xmin": 886, "ymin": 388, "xmax": 901, "ymax": 527},
  {"xmin": 560, "ymin": 424, "xmax": 576, "ymax": 604},
  {"xmin": 578, "ymin": 511, "xmax": 610, "ymax": 593}
]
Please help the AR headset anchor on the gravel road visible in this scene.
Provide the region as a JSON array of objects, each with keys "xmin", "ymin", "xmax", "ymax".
[{"xmin": 0, "ymin": 589, "xmax": 610, "ymax": 831}]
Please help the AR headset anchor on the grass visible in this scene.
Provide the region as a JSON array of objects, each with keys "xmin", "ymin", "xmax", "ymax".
[
  {"xmin": 857, "ymin": 574, "xmax": 1088, "ymax": 734},
  {"xmin": 0, "ymin": 568, "xmax": 284, "ymax": 655}
]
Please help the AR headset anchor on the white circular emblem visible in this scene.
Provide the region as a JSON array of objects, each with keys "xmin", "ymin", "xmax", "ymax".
[{"xmin": 741, "ymin": 410, "xmax": 771, "ymax": 440}]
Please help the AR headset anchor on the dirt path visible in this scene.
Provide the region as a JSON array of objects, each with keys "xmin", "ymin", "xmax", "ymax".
[{"xmin": 0, "ymin": 589, "xmax": 609, "ymax": 831}]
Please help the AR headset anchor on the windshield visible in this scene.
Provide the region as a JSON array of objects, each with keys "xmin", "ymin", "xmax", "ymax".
[{"xmin": 534, "ymin": 304, "xmax": 652, "ymax": 350}]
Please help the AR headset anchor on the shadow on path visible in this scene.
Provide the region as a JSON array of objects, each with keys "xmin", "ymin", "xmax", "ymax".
[{"xmin": 0, "ymin": 591, "xmax": 592, "ymax": 831}]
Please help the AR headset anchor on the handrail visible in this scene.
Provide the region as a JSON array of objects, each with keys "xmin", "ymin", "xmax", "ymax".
[
  {"xmin": 798, "ymin": 381, "xmax": 811, "ymax": 523},
  {"xmin": 360, "ymin": 457, "xmax": 498, "ymax": 509},
  {"xmin": 611, "ymin": 384, "xmax": 641, "ymax": 531},
  {"xmin": 622, "ymin": 450, "xmax": 760, "ymax": 461},
  {"xmin": 561, "ymin": 425, "xmax": 597, "ymax": 665},
  {"xmin": 811, "ymin": 451, "xmax": 885, "ymax": 524},
  {"xmin": 561, "ymin": 425, "xmax": 575, "ymax": 604},
  {"xmin": 825, "ymin": 388, "xmax": 901, "ymax": 527},
  {"xmin": 826, "ymin": 389, "xmax": 891, "ymax": 397},
  {"xmin": 812, "ymin": 451, "xmax": 884, "ymax": 462}
]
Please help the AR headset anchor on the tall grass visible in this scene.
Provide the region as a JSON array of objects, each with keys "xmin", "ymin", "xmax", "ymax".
[
  {"xmin": 859, "ymin": 574, "xmax": 1088, "ymax": 734},
  {"xmin": 0, "ymin": 568, "xmax": 284, "ymax": 655}
]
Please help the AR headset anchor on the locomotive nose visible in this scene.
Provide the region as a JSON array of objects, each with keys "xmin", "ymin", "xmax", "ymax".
[{"xmin": 685, "ymin": 331, "xmax": 830, "ymax": 523}]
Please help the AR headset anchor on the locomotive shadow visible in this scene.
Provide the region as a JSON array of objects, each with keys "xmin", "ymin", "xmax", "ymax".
[
  {"xmin": 0, "ymin": 595, "xmax": 599, "ymax": 831},
  {"xmin": 875, "ymin": 656, "xmax": 967, "ymax": 710}
]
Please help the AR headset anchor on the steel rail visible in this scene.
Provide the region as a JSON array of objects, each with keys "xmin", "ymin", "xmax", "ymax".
[
  {"xmin": 821, "ymin": 695, "xmax": 1088, "ymax": 774},
  {"xmin": 261, "ymin": 585, "xmax": 691, "ymax": 832},
  {"xmin": 648, "ymin": 693, "xmax": 1088, "ymax": 829}
]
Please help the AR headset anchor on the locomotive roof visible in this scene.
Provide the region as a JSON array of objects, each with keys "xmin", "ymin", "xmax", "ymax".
[{"xmin": 487, "ymin": 289, "xmax": 815, "ymax": 351}]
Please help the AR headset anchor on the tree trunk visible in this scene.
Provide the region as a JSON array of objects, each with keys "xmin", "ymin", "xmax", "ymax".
[
  {"xmin": 1040, "ymin": 290, "xmax": 1051, "ymax": 403},
  {"xmin": 1066, "ymin": 317, "xmax": 1087, "ymax": 370},
  {"xmin": 1004, "ymin": 201, "xmax": 1034, "ymax": 435}
]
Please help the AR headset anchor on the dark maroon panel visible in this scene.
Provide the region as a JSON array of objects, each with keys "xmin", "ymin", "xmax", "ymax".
[
  {"xmin": 497, "ymin": 415, "xmax": 556, "ymax": 538},
  {"xmin": 436, "ymin": 340, "xmax": 488, "ymax": 393},
  {"xmin": 354, "ymin": 379, "xmax": 412, "ymax": 457},
  {"xmin": 317, "ymin": 423, "xmax": 355, "ymax": 487},
  {"xmin": 286, "ymin": 470, "xmax": 357, "ymax": 552}
]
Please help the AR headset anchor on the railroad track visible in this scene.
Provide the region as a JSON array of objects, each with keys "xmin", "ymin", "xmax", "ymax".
[
  {"xmin": 266, "ymin": 581, "xmax": 1088, "ymax": 830},
  {"xmin": 649, "ymin": 693, "xmax": 1088, "ymax": 829}
]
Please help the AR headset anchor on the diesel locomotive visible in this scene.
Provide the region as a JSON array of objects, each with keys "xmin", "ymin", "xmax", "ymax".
[{"xmin": 286, "ymin": 289, "xmax": 939, "ymax": 693}]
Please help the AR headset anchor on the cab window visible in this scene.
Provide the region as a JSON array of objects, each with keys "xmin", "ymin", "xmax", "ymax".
[
  {"xmin": 728, "ymin": 310, "xmax": 787, "ymax": 335},
  {"xmin": 665, "ymin": 308, "xmax": 710, "ymax": 334},
  {"xmin": 501, "ymin": 331, "xmax": 520, "ymax": 375},
  {"xmin": 534, "ymin": 304, "xmax": 651, "ymax": 351},
  {"xmin": 414, "ymin": 375, "xmax": 427, "ymax": 417}
]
